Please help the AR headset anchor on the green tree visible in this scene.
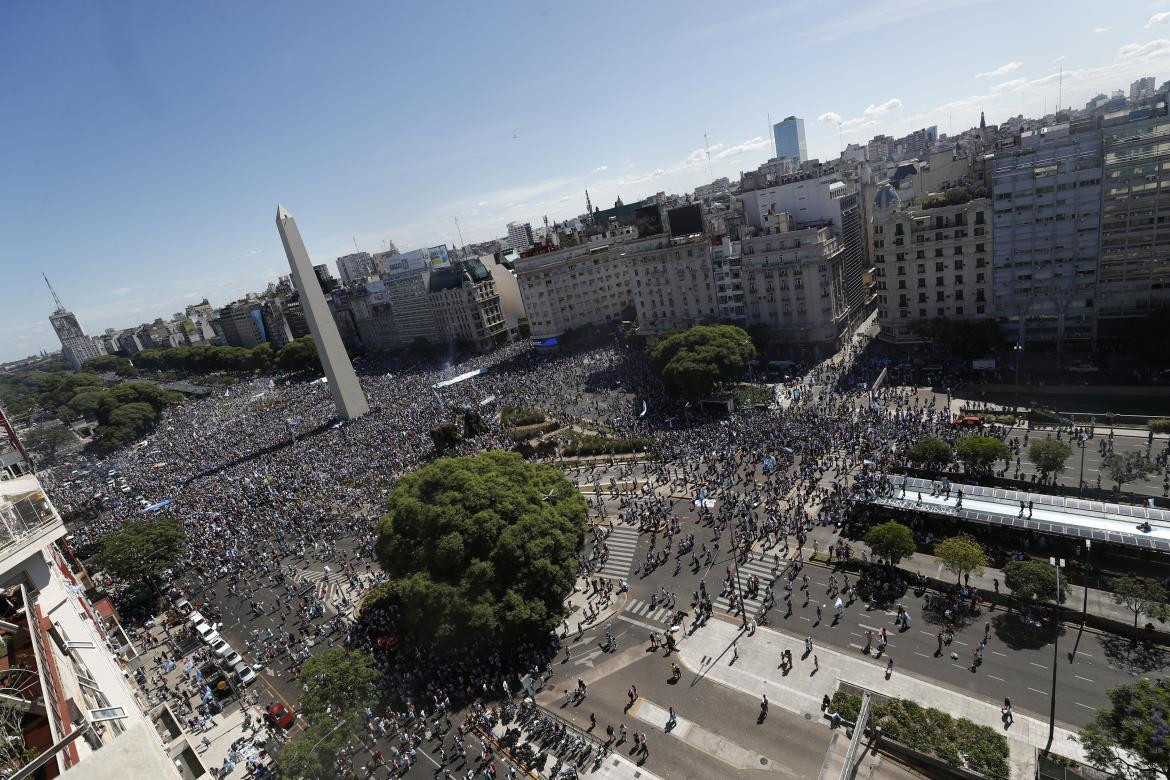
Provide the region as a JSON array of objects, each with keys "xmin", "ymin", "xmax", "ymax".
[
  {"xmin": 298, "ymin": 647, "xmax": 379, "ymax": 735},
  {"xmin": 864, "ymin": 521, "xmax": 917, "ymax": 565},
  {"xmin": 1080, "ymin": 679, "xmax": 1170, "ymax": 779},
  {"xmin": 82, "ymin": 355, "xmax": 133, "ymax": 374},
  {"xmin": 277, "ymin": 722, "xmax": 346, "ymax": 779},
  {"xmin": 934, "ymin": 535, "xmax": 987, "ymax": 584},
  {"xmin": 905, "ymin": 436, "xmax": 953, "ymax": 470},
  {"xmin": 1003, "ymin": 559, "xmax": 1069, "ymax": 606},
  {"xmin": 374, "ymin": 452, "xmax": 586, "ymax": 647},
  {"xmin": 1110, "ymin": 574, "xmax": 1170, "ymax": 628},
  {"xmin": 1103, "ymin": 451, "xmax": 1159, "ymax": 492},
  {"xmin": 1027, "ymin": 438, "xmax": 1073, "ymax": 484},
  {"xmin": 1149, "ymin": 419, "xmax": 1170, "ymax": 434},
  {"xmin": 66, "ymin": 388, "xmax": 119, "ymax": 422},
  {"xmin": 106, "ymin": 401, "xmax": 158, "ymax": 437},
  {"xmin": 21, "ymin": 424, "xmax": 75, "ymax": 460},
  {"xmin": 430, "ymin": 422, "xmax": 460, "ymax": 453},
  {"xmin": 955, "ymin": 436, "xmax": 1010, "ymax": 477},
  {"xmin": 275, "ymin": 336, "xmax": 321, "ymax": 374},
  {"xmin": 649, "ymin": 324, "xmax": 756, "ymax": 400},
  {"xmin": 94, "ymin": 518, "xmax": 187, "ymax": 587}
]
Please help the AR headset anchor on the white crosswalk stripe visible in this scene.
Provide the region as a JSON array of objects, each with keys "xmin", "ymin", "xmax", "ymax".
[
  {"xmin": 593, "ymin": 525, "xmax": 639, "ymax": 579},
  {"xmin": 710, "ymin": 555, "xmax": 788, "ymax": 619},
  {"xmin": 623, "ymin": 598, "xmax": 676, "ymax": 626}
]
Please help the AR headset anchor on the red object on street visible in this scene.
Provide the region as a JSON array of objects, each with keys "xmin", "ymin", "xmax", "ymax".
[{"xmin": 265, "ymin": 703, "xmax": 296, "ymax": 729}]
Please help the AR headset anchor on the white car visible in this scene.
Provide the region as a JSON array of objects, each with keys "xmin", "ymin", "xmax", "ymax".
[
  {"xmin": 221, "ymin": 649, "xmax": 243, "ymax": 668},
  {"xmin": 233, "ymin": 662, "xmax": 257, "ymax": 687},
  {"xmin": 195, "ymin": 623, "xmax": 220, "ymax": 645},
  {"xmin": 209, "ymin": 638, "xmax": 234, "ymax": 658}
]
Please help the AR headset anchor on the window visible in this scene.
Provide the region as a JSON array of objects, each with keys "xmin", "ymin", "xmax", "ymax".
[
  {"xmin": 954, "ymin": 275, "xmax": 964, "ymax": 285},
  {"xmin": 954, "ymin": 259, "xmax": 964, "ymax": 270},
  {"xmin": 916, "ymin": 263, "xmax": 925, "ymax": 274},
  {"xmin": 935, "ymin": 262, "xmax": 944, "ymax": 272},
  {"xmin": 917, "ymin": 278, "xmax": 926, "ymax": 288},
  {"xmin": 918, "ymin": 292, "xmax": 927, "ymax": 303},
  {"xmin": 934, "ymin": 248, "xmax": 944, "ymax": 258},
  {"xmin": 936, "ymin": 291, "xmax": 945, "ymax": 302}
]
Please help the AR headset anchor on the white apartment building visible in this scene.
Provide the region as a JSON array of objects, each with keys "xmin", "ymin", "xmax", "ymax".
[
  {"xmin": 514, "ymin": 227, "xmax": 639, "ymax": 342},
  {"xmin": 628, "ymin": 236, "xmax": 719, "ymax": 340},
  {"xmin": 872, "ymin": 187, "xmax": 993, "ymax": 343},
  {"xmin": 740, "ymin": 213, "xmax": 853, "ymax": 356},
  {"xmin": 506, "ymin": 221, "xmax": 534, "ymax": 253},
  {"xmin": 49, "ymin": 310, "xmax": 104, "ymax": 371},
  {"xmin": 0, "ymin": 420, "xmax": 191, "ymax": 778},
  {"xmin": 335, "ymin": 252, "xmax": 376, "ymax": 285}
]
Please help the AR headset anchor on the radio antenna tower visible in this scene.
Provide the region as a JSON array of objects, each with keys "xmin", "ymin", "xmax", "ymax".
[
  {"xmin": 704, "ymin": 133, "xmax": 714, "ymax": 180},
  {"xmin": 42, "ymin": 274, "xmax": 64, "ymax": 311}
]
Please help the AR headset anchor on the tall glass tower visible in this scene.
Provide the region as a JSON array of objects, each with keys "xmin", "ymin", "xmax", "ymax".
[{"xmin": 773, "ymin": 116, "xmax": 807, "ymax": 163}]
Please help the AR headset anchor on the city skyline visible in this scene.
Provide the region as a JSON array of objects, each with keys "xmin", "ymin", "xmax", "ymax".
[{"xmin": 4, "ymin": 0, "xmax": 1170, "ymax": 361}]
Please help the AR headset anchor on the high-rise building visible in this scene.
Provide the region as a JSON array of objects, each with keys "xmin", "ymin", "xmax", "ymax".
[
  {"xmin": 506, "ymin": 221, "xmax": 534, "ymax": 252},
  {"xmin": 44, "ymin": 277, "xmax": 104, "ymax": 370},
  {"xmin": 1098, "ymin": 99, "xmax": 1170, "ymax": 338},
  {"xmin": 773, "ymin": 116, "xmax": 807, "ymax": 163},
  {"xmin": 991, "ymin": 120, "xmax": 1102, "ymax": 349},
  {"xmin": 1130, "ymin": 76, "xmax": 1156, "ymax": 102},
  {"xmin": 428, "ymin": 258, "xmax": 508, "ymax": 352},
  {"xmin": 335, "ymin": 252, "xmax": 376, "ymax": 284},
  {"xmin": 872, "ymin": 186, "xmax": 993, "ymax": 343}
]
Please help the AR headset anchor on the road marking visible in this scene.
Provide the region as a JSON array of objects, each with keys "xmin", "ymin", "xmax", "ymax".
[
  {"xmin": 1075, "ymin": 675, "xmax": 1095, "ymax": 683},
  {"xmin": 1075, "ymin": 702, "xmax": 1097, "ymax": 711},
  {"xmin": 617, "ymin": 613, "xmax": 664, "ymax": 634},
  {"xmin": 987, "ymin": 674, "xmax": 1005, "ymax": 682},
  {"xmin": 919, "ymin": 630, "xmax": 935, "ymax": 637},
  {"xmin": 952, "ymin": 664, "xmax": 967, "ymax": 671},
  {"xmin": 914, "ymin": 652, "xmax": 931, "ymax": 659},
  {"xmin": 1028, "ymin": 687, "xmax": 1048, "ymax": 696},
  {"xmin": 952, "ymin": 639, "xmax": 968, "ymax": 646},
  {"xmin": 1030, "ymin": 662, "xmax": 1048, "ymax": 670},
  {"xmin": 858, "ymin": 623, "xmax": 884, "ymax": 632},
  {"xmin": 991, "ymin": 651, "xmax": 1006, "ymax": 657}
]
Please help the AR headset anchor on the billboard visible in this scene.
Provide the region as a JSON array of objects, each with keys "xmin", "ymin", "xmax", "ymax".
[
  {"xmin": 667, "ymin": 204, "xmax": 704, "ymax": 237},
  {"xmin": 425, "ymin": 245, "xmax": 450, "ymax": 269},
  {"xmin": 633, "ymin": 205, "xmax": 664, "ymax": 238}
]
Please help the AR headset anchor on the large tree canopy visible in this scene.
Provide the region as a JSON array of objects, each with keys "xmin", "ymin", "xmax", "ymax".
[
  {"xmin": 94, "ymin": 518, "xmax": 187, "ymax": 586},
  {"xmin": 956, "ymin": 436, "xmax": 1009, "ymax": 477},
  {"xmin": 649, "ymin": 324, "xmax": 756, "ymax": 400},
  {"xmin": 375, "ymin": 452, "xmax": 586, "ymax": 646},
  {"xmin": 1081, "ymin": 679, "xmax": 1170, "ymax": 780},
  {"xmin": 864, "ymin": 521, "xmax": 916, "ymax": 565}
]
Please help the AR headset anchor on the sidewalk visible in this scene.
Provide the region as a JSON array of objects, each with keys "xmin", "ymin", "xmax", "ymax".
[{"xmin": 677, "ymin": 617, "xmax": 1083, "ymax": 780}]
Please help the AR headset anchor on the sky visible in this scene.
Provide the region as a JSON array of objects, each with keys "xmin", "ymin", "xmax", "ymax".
[{"xmin": 4, "ymin": 0, "xmax": 1170, "ymax": 362}]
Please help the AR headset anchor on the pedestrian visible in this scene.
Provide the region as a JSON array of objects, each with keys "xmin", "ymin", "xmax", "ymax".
[
  {"xmin": 886, "ymin": 657, "xmax": 894, "ymax": 676},
  {"xmin": 1002, "ymin": 698, "xmax": 1013, "ymax": 727},
  {"xmin": 761, "ymin": 695, "xmax": 769, "ymax": 716},
  {"xmin": 813, "ymin": 654, "xmax": 819, "ymax": 672},
  {"xmin": 667, "ymin": 706, "xmax": 676, "ymax": 727},
  {"xmin": 805, "ymin": 636, "xmax": 813, "ymax": 654}
]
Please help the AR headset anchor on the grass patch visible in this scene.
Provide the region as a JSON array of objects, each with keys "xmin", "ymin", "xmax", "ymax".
[
  {"xmin": 732, "ymin": 384, "xmax": 771, "ymax": 406},
  {"xmin": 561, "ymin": 433, "xmax": 652, "ymax": 457},
  {"xmin": 1150, "ymin": 418, "xmax": 1170, "ymax": 434},
  {"xmin": 506, "ymin": 421, "xmax": 560, "ymax": 441},
  {"xmin": 501, "ymin": 406, "xmax": 546, "ymax": 427}
]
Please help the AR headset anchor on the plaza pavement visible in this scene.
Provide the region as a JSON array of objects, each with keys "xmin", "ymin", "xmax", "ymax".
[{"xmin": 676, "ymin": 615, "xmax": 1085, "ymax": 780}]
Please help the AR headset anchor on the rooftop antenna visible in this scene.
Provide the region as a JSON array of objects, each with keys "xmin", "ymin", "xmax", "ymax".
[
  {"xmin": 703, "ymin": 132, "xmax": 714, "ymax": 180},
  {"xmin": 838, "ymin": 121, "xmax": 844, "ymax": 155},
  {"xmin": 454, "ymin": 216, "xmax": 466, "ymax": 250},
  {"xmin": 42, "ymin": 274, "xmax": 64, "ymax": 311},
  {"xmin": 353, "ymin": 236, "xmax": 359, "ymax": 252},
  {"xmin": 1057, "ymin": 66, "xmax": 1063, "ymax": 114}
]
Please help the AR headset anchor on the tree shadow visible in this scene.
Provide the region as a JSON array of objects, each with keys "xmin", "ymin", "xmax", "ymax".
[
  {"xmin": 990, "ymin": 612, "xmax": 1062, "ymax": 651},
  {"xmin": 1100, "ymin": 636, "xmax": 1170, "ymax": 674}
]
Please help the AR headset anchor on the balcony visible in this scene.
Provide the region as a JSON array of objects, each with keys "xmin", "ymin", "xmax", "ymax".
[{"xmin": 0, "ymin": 476, "xmax": 66, "ymax": 579}]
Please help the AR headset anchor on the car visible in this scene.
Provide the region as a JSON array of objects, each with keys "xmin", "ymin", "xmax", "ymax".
[
  {"xmin": 195, "ymin": 623, "xmax": 220, "ymax": 645},
  {"xmin": 209, "ymin": 638, "xmax": 234, "ymax": 658},
  {"xmin": 173, "ymin": 599, "xmax": 192, "ymax": 616},
  {"xmin": 189, "ymin": 610, "xmax": 207, "ymax": 628},
  {"xmin": 220, "ymin": 649, "xmax": 243, "ymax": 669},
  {"xmin": 265, "ymin": 703, "xmax": 295, "ymax": 729},
  {"xmin": 233, "ymin": 661, "xmax": 257, "ymax": 687}
]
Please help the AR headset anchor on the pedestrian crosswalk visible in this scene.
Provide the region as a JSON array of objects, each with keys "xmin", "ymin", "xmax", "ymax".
[
  {"xmin": 710, "ymin": 554, "xmax": 786, "ymax": 619},
  {"xmin": 292, "ymin": 568, "xmax": 359, "ymax": 615},
  {"xmin": 623, "ymin": 597, "xmax": 676, "ymax": 626},
  {"xmin": 594, "ymin": 525, "xmax": 639, "ymax": 579}
]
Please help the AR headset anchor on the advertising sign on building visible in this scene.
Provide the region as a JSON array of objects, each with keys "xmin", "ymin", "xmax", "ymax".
[{"xmin": 426, "ymin": 245, "xmax": 450, "ymax": 269}]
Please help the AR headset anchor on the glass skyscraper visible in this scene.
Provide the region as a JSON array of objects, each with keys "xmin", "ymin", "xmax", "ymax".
[{"xmin": 773, "ymin": 116, "xmax": 807, "ymax": 162}]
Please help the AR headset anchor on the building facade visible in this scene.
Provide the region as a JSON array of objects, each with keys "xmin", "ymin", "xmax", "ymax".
[
  {"xmin": 335, "ymin": 252, "xmax": 376, "ymax": 285},
  {"xmin": 773, "ymin": 116, "xmax": 807, "ymax": 162},
  {"xmin": 873, "ymin": 191, "xmax": 993, "ymax": 343},
  {"xmin": 49, "ymin": 310, "xmax": 104, "ymax": 371},
  {"xmin": 428, "ymin": 259, "xmax": 508, "ymax": 352},
  {"xmin": 627, "ymin": 236, "xmax": 719, "ymax": 340},
  {"xmin": 1098, "ymin": 99, "xmax": 1170, "ymax": 338},
  {"xmin": 992, "ymin": 120, "xmax": 1102, "ymax": 350},
  {"xmin": 506, "ymin": 222, "xmax": 534, "ymax": 253}
]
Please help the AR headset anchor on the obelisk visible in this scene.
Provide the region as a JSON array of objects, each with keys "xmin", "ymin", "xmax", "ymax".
[{"xmin": 276, "ymin": 205, "xmax": 370, "ymax": 420}]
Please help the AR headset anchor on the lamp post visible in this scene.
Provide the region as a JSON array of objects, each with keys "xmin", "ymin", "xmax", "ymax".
[
  {"xmin": 1070, "ymin": 540, "xmax": 1091, "ymax": 663},
  {"xmin": 1012, "ymin": 343, "xmax": 1023, "ymax": 413},
  {"xmin": 1077, "ymin": 433, "xmax": 1088, "ymax": 496},
  {"xmin": 1045, "ymin": 556, "xmax": 1065, "ymax": 755}
]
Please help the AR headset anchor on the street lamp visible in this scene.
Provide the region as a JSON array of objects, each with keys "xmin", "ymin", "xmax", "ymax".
[
  {"xmin": 1045, "ymin": 556, "xmax": 1065, "ymax": 755},
  {"xmin": 1077, "ymin": 433, "xmax": 1088, "ymax": 497},
  {"xmin": 1012, "ymin": 343, "xmax": 1023, "ymax": 413}
]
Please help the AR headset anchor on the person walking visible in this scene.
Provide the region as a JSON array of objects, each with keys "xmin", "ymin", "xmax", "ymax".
[{"xmin": 1002, "ymin": 698, "xmax": 1013, "ymax": 727}]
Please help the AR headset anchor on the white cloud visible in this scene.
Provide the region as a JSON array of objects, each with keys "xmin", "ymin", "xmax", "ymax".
[
  {"xmin": 1053, "ymin": 55, "xmax": 1066, "ymax": 62},
  {"xmin": 1117, "ymin": 38, "xmax": 1170, "ymax": 61},
  {"xmin": 991, "ymin": 77, "xmax": 1029, "ymax": 93},
  {"xmin": 818, "ymin": 111, "xmax": 843, "ymax": 124},
  {"xmin": 713, "ymin": 136, "xmax": 771, "ymax": 160},
  {"xmin": 1091, "ymin": 26, "xmax": 1111, "ymax": 33},
  {"xmin": 863, "ymin": 98, "xmax": 903, "ymax": 116},
  {"xmin": 975, "ymin": 61, "xmax": 1022, "ymax": 79},
  {"xmin": 1147, "ymin": 12, "xmax": 1170, "ymax": 28},
  {"xmin": 591, "ymin": 165, "xmax": 608, "ymax": 173}
]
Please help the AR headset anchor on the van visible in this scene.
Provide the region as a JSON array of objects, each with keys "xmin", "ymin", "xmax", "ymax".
[{"xmin": 189, "ymin": 610, "xmax": 206, "ymax": 629}]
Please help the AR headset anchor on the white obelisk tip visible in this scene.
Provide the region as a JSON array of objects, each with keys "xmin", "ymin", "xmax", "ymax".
[{"xmin": 276, "ymin": 204, "xmax": 290, "ymax": 221}]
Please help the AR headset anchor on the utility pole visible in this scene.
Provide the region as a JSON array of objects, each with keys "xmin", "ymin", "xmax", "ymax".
[{"xmin": 1045, "ymin": 557, "xmax": 1064, "ymax": 755}]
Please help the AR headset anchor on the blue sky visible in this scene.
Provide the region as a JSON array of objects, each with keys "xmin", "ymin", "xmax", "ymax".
[{"xmin": 4, "ymin": 0, "xmax": 1170, "ymax": 361}]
